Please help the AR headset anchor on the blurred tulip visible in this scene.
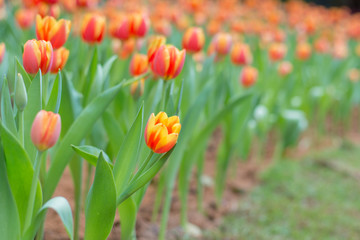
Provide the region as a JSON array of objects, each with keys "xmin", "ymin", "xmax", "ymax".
[
  {"xmin": 37, "ymin": 2, "xmax": 61, "ymax": 18},
  {"xmin": 230, "ymin": 42, "xmax": 252, "ymax": 65},
  {"xmin": 147, "ymin": 35, "xmax": 166, "ymax": 63},
  {"xmin": 15, "ymin": 8, "xmax": 36, "ymax": 29},
  {"xmin": 356, "ymin": 43, "xmax": 360, "ymax": 57},
  {"xmin": 182, "ymin": 27, "xmax": 205, "ymax": 53},
  {"xmin": 31, "ymin": 110, "xmax": 61, "ymax": 152},
  {"xmin": 23, "ymin": 39, "xmax": 53, "ymax": 75},
  {"xmin": 81, "ymin": 13, "xmax": 105, "ymax": 44},
  {"xmin": 0, "ymin": 42, "xmax": 5, "ymax": 64},
  {"xmin": 41, "ymin": 0, "xmax": 58, "ymax": 4},
  {"xmin": 296, "ymin": 42, "xmax": 311, "ymax": 60},
  {"xmin": 116, "ymin": 39, "xmax": 136, "ymax": 59},
  {"xmin": 211, "ymin": 33, "xmax": 232, "ymax": 55},
  {"xmin": 15, "ymin": 73, "xmax": 28, "ymax": 111},
  {"xmin": 50, "ymin": 47, "xmax": 69, "ymax": 73},
  {"xmin": 145, "ymin": 112, "xmax": 181, "ymax": 154},
  {"xmin": 153, "ymin": 19, "xmax": 172, "ymax": 36},
  {"xmin": 130, "ymin": 53, "xmax": 148, "ymax": 76},
  {"xmin": 36, "ymin": 15, "xmax": 71, "ymax": 49},
  {"xmin": 268, "ymin": 42, "xmax": 287, "ymax": 61},
  {"xmin": 129, "ymin": 12, "xmax": 149, "ymax": 38},
  {"xmin": 77, "ymin": 0, "xmax": 97, "ymax": 8},
  {"xmin": 151, "ymin": 45, "xmax": 186, "ymax": 80},
  {"xmin": 278, "ymin": 61, "xmax": 293, "ymax": 77},
  {"xmin": 314, "ymin": 37, "xmax": 330, "ymax": 54},
  {"xmin": 22, "ymin": 0, "xmax": 40, "ymax": 8},
  {"xmin": 348, "ymin": 68, "xmax": 360, "ymax": 83},
  {"xmin": 130, "ymin": 78, "xmax": 145, "ymax": 96},
  {"xmin": 240, "ymin": 66, "xmax": 258, "ymax": 88},
  {"xmin": 333, "ymin": 40, "xmax": 348, "ymax": 59},
  {"xmin": 109, "ymin": 15, "xmax": 130, "ymax": 40}
]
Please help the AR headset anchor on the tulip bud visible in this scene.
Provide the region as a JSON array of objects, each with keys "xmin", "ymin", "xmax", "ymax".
[
  {"xmin": 129, "ymin": 53, "xmax": 148, "ymax": 76},
  {"xmin": 36, "ymin": 15, "xmax": 71, "ymax": 49},
  {"xmin": 151, "ymin": 45, "xmax": 186, "ymax": 80},
  {"xmin": 145, "ymin": 112, "xmax": 181, "ymax": 154},
  {"xmin": 268, "ymin": 42, "xmax": 287, "ymax": 61},
  {"xmin": 240, "ymin": 66, "xmax": 258, "ymax": 88},
  {"xmin": 15, "ymin": 73, "xmax": 28, "ymax": 111},
  {"xmin": 182, "ymin": 27, "xmax": 205, "ymax": 53},
  {"xmin": 230, "ymin": 42, "xmax": 252, "ymax": 65},
  {"xmin": 129, "ymin": 12, "xmax": 149, "ymax": 38},
  {"xmin": 278, "ymin": 61, "xmax": 293, "ymax": 77},
  {"xmin": 81, "ymin": 13, "xmax": 106, "ymax": 44},
  {"xmin": 31, "ymin": 110, "xmax": 61, "ymax": 152},
  {"xmin": 50, "ymin": 47, "xmax": 69, "ymax": 73},
  {"xmin": 147, "ymin": 35, "xmax": 166, "ymax": 63},
  {"xmin": 23, "ymin": 39, "xmax": 53, "ymax": 75},
  {"xmin": 296, "ymin": 42, "xmax": 311, "ymax": 60},
  {"xmin": 0, "ymin": 43, "xmax": 5, "ymax": 64}
]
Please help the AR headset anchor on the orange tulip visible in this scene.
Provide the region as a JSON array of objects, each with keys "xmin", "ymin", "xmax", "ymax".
[
  {"xmin": 296, "ymin": 42, "xmax": 311, "ymax": 60},
  {"xmin": 109, "ymin": 15, "xmax": 130, "ymax": 40},
  {"xmin": 145, "ymin": 112, "xmax": 181, "ymax": 154},
  {"xmin": 150, "ymin": 45, "xmax": 186, "ymax": 80},
  {"xmin": 129, "ymin": 12, "xmax": 149, "ymax": 38},
  {"xmin": 50, "ymin": 47, "xmax": 69, "ymax": 73},
  {"xmin": 37, "ymin": 2, "xmax": 61, "ymax": 19},
  {"xmin": 130, "ymin": 78, "xmax": 145, "ymax": 96},
  {"xmin": 15, "ymin": 8, "xmax": 36, "ymax": 29},
  {"xmin": 314, "ymin": 37, "xmax": 330, "ymax": 54},
  {"xmin": 36, "ymin": 15, "xmax": 71, "ymax": 49},
  {"xmin": 31, "ymin": 110, "xmax": 61, "ymax": 152},
  {"xmin": 240, "ymin": 66, "xmax": 258, "ymax": 88},
  {"xmin": 268, "ymin": 42, "xmax": 287, "ymax": 61},
  {"xmin": 348, "ymin": 68, "xmax": 360, "ymax": 83},
  {"xmin": 210, "ymin": 32, "xmax": 232, "ymax": 55},
  {"xmin": 147, "ymin": 35, "xmax": 166, "ymax": 63},
  {"xmin": 278, "ymin": 61, "xmax": 293, "ymax": 76},
  {"xmin": 182, "ymin": 27, "xmax": 205, "ymax": 53},
  {"xmin": 81, "ymin": 13, "xmax": 105, "ymax": 44},
  {"xmin": 129, "ymin": 53, "xmax": 148, "ymax": 76},
  {"xmin": 0, "ymin": 43, "xmax": 5, "ymax": 64},
  {"xmin": 23, "ymin": 39, "xmax": 53, "ymax": 75},
  {"xmin": 230, "ymin": 42, "xmax": 252, "ymax": 66},
  {"xmin": 153, "ymin": 19, "xmax": 172, "ymax": 36},
  {"xmin": 76, "ymin": 0, "xmax": 97, "ymax": 8}
]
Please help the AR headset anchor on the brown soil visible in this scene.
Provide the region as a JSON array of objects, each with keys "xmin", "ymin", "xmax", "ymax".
[{"xmin": 43, "ymin": 110, "xmax": 360, "ymax": 240}]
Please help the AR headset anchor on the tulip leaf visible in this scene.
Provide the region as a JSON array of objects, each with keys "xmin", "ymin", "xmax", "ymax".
[
  {"xmin": 1, "ymin": 77, "xmax": 17, "ymax": 136},
  {"xmin": 113, "ymin": 103, "xmax": 144, "ymax": 195},
  {"xmin": 15, "ymin": 57, "xmax": 31, "ymax": 89},
  {"xmin": 45, "ymin": 71, "xmax": 62, "ymax": 113},
  {"xmin": 71, "ymin": 145, "xmax": 112, "ymax": 168},
  {"xmin": 85, "ymin": 152, "xmax": 116, "ymax": 240},
  {"xmin": 118, "ymin": 197, "xmax": 137, "ymax": 240},
  {"xmin": 102, "ymin": 111, "xmax": 125, "ymax": 158},
  {"xmin": 0, "ymin": 121, "xmax": 42, "ymax": 232},
  {"xmin": 44, "ymin": 81, "xmax": 125, "ymax": 201},
  {"xmin": 0, "ymin": 145, "xmax": 21, "ymax": 240},
  {"xmin": 23, "ymin": 71, "xmax": 42, "ymax": 161},
  {"xmin": 83, "ymin": 46, "xmax": 98, "ymax": 104}
]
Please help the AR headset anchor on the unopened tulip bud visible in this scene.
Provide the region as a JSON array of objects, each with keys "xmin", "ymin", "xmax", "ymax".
[
  {"xmin": 23, "ymin": 39, "xmax": 53, "ymax": 75},
  {"xmin": 278, "ymin": 61, "xmax": 293, "ymax": 77},
  {"xmin": 15, "ymin": 73, "xmax": 28, "ymax": 111},
  {"xmin": 50, "ymin": 47, "xmax": 69, "ymax": 73},
  {"xmin": 0, "ymin": 43, "xmax": 5, "ymax": 64},
  {"xmin": 147, "ymin": 35, "xmax": 166, "ymax": 63},
  {"xmin": 31, "ymin": 110, "xmax": 61, "ymax": 152},
  {"xmin": 240, "ymin": 66, "xmax": 258, "ymax": 88},
  {"xmin": 129, "ymin": 12, "xmax": 149, "ymax": 38},
  {"xmin": 230, "ymin": 42, "xmax": 252, "ymax": 65},
  {"xmin": 81, "ymin": 13, "xmax": 105, "ymax": 44},
  {"xmin": 36, "ymin": 15, "xmax": 71, "ymax": 49},
  {"xmin": 129, "ymin": 53, "xmax": 148, "ymax": 76},
  {"xmin": 268, "ymin": 42, "xmax": 287, "ymax": 61},
  {"xmin": 182, "ymin": 27, "xmax": 205, "ymax": 53},
  {"xmin": 151, "ymin": 45, "xmax": 186, "ymax": 80},
  {"xmin": 145, "ymin": 112, "xmax": 181, "ymax": 154}
]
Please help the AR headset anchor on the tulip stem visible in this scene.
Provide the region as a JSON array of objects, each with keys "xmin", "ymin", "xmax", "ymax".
[
  {"xmin": 24, "ymin": 150, "xmax": 43, "ymax": 234},
  {"xmin": 18, "ymin": 110, "xmax": 24, "ymax": 146},
  {"xmin": 131, "ymin": 151, "xmax": 154, "ymax": 182}
]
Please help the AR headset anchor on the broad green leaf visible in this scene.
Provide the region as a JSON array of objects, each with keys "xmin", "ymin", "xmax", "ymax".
[
  {"xmin": 71, "ymin": 145, "xmax": 112, "ymax": 167},
  {"xmin": 45, "ymin": 71, "xmax": 62, "ymax": 113},
  {"xmin": 113, "ymin": 104, "xmax": 144, "ymax": 195},
  {"xmin": 118, "ymin": 197, "xmax": 137, "ymax": 240},
  {"xmin": 44, "ymin": 81, "xmax": 124, "ymax": 201},
  {"xmin": 0, "ymin": 145, "xmax": 21, "ymax": 240},
  {"xmin": 85, "ymin": 152, "xmax": 116, "ymax": 240},
  {"xmin": 83, "ymin": 47, "xmax": 98, "ymax": 104},
  {"xmin": 102, "ymin": 111, "xmax": 125, "ymax": 158},
  {"xmin": 1, "ymin": 77, "xmax": 17, "ymax": 135},
  {"xmin": 15, "ymin": 57, "xmax": 31, "ymax": 89},
  {"xmin": 0, "ymin": 121, "xmax": 42, "ymax": 232}
]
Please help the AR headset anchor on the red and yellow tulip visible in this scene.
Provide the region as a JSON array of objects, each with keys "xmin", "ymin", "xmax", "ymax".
[
  {"xmin": 230, "ymin": 42, "xmax": 252, "ymax": 66},
  {"xmin": 147, "ymin": 35, "xmax": 166, "ymax": 63},
  {"xmin": 50, "ymin": 47, "xmax": 69, "ymax": 74},
  {"xmin": 81, "ymin": 13, "xmax": 105, "ymax": 44},
  {"xmin": 182, "ymin": 27, "xmax": 205, "ymax": 53},
  {"xmin": 0, "ymin": 43, "xmax": 5, "ymax": 64},
  {"xmin": 240, "ymin": 66, "xmax": 258, "ymax": 88},
  {"xmin": 268, "ymin": 42, "xmax": 287, "ymax": 61},
  {"xmin": 278, "ymin": 61, "xmax": 293, "ymax": 76},
  {"xmin": 23, "ymin": 39, "xmax": 53, "ymax": 75},
  {"xmin": 36, "ymin": 15, "xmax": 71, "ymax": 49},
  {"xmin": 129, "ymin": 53, "xmax": 148, "ymax": 76}
]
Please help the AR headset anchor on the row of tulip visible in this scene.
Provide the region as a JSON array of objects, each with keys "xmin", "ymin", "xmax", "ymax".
[{"xmin": 0, "ymin": 0, "xmax": 359, "ymax": 240}]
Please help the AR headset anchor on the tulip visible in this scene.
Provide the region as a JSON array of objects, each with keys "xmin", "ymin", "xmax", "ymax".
[
  {"xmin": 278, "ymin": 61, "xmax": 293, "ymax": 77},
  {"xmin": 0, "ymin": 42, "xmax": 5, "ymax": 64},
  {"xmin": 240, "ymin": 66, "xmax": 258, "ymax": 88},
  {"xmin": 130, "ymin": 78, "xmax": 145, "ymax": 96},
  {"xmin": 348, "ymin": 68, "xmax": 360, "ymax": 83},
  {"xmin": 145, "ymin": 112, "xmax": 181, "ymax": 154},
  {"xmin": 31, "ymin": 110, "xmax": 61, "ymax": 152},
  {"xmin": 15, "ymin": 73, "xmax": 28, "ymax": 111},
  {"xmin": 314, "ymin": 37, "xmax": 330, "ymax": 54},
  {"xmin": 15, "ymin": 8, "xmax": 36, "ymax": 29},
  {"xmin": 109, "ymin": 15, "xmax": 130, "ymax": 41},
  {"xmin": 23, "ymin": 39, "xmax": 53, "ymax": 75},
  {"xmin": 147, "ymin": 35, "xmax": 166, "ymax": 63},
  {"xmin": 230, "ymin": 42, "xmax": 252, "ymax": 65},
  {"xmin": 129, "ymin": 12, "xmax": 149, "ymax": 38},
  {"xmin": 268, "ymin": 42, "xmax": 287, "ymax": 61},
  {"xmin": 153, "ymin": 19, "xmax": 172, "ymax": 37},
  {"xmin": 41, "ymin": 0, "xmax": 58, "ymax": 4},
  {"xmin": 151, "ymin": 45, "xmax": 186, "ymax": 80},
  {"xmin": 38, "ymin": 2, "xmax": 61, "ymax": 19},
  {"xmin": 182, "ymin": 27, "xmax": 205, "ymax": 53},
  {"xmin": 50, "ymin": 47, "xmax": 69, "ymax": 73},
  {"xmin": 129, "ymin": 53, "xmax": 148, "ymax": 76},
  {"xmin": 296, "ymin": 42, "xmax": 311, "ymax": 60},
  {"xmin": 77, "ymin": 0, "xmax": 98, "ymax": 8},
  {"xmin": 113, "ymin": 38, "xmax": 136, "ymax": 60},
  {"xmin": 211, "ymin": 32, "xmax": 232, "ymax": 55},
  {"xmin": 81, "ymin": 13, "xmax": 106, "ymax": 44},
  {"xmin": 36, "ymin": 15, "xmax": 71, "ymax": 49}
]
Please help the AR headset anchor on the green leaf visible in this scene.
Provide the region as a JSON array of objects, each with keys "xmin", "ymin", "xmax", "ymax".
[
  {"xmin": 1, "ymin": 77, "xmax": 17, "ymax": 135},
  {"xmin": 15, "ymin": 57, "xmax": 31, "ymax": 89},
  {"xmin": 113, "ymin": 103, "xmax": 144, "ymax": 195},
  {"xmin": 0, "ymin": 121, "xmax": 42, "ymax": 232},
  {"xmin": 44, "ymin": 81, "xmax": 125, "ymax": 201},
  {"xmin": 85, "ymin": 152, "xmax": 116, "ymax": 240},
  {"xmin": 102, "ymin": 111, "xmax": 125, "ymax": 158},
  {"xmin": 0, "ymin": 145, "xmax": 21, "ymax": 240},
  {"xmin": 23, "ymin": 71, "xmax": 42, "ymax": 161},
  {"xmin": 71, "ymin": 145, "xmax": 112, "ymax": 168},
  {"xmin": 83, "ymin": 47, "xmax": 98, "ymax": 104},
  {"xmin": 45, "ymin": 71, "xmax": 62, "ymax": 113},
  {"xmin": 118, "ymin": 197, "xmax": 137, "ymax": 240}
]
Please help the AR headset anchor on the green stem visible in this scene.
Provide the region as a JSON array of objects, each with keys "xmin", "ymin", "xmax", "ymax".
[
  {"xmin": 84, "ymin": 162, "xmax": 93, "ymax": 206},
  {"xmin": 130, "ymin": 151, "xmax": 154, "ymax": 182},
  {"xmin": 18, "ymin": 110, "xmax": 24, "ymax": 146},
  {"xmin": 24, "ymin": 151, "xmax": 43, "ymax": 233}
]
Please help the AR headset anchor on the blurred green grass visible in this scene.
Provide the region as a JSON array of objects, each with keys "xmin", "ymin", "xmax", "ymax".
[{"xmin": 203, "ymin": 144, "xmax": 360, "ymax": 240}]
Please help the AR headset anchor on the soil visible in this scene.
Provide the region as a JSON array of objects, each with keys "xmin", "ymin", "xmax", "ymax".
[{"xmin": 43, "ymin": 109, "xmax": 360, "ymax": 240}]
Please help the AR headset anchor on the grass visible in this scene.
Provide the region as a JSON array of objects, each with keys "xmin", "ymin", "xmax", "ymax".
[{"xmin": 202, "ymin": 143, "xmax": 360, "ymax": 240}]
